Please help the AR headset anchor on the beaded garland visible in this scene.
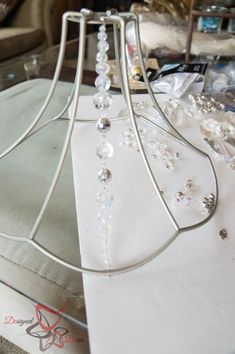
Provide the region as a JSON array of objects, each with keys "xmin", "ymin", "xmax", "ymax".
[{"xmin": 93, "ymin": 24, "xmax": 114, "ymax": 268}]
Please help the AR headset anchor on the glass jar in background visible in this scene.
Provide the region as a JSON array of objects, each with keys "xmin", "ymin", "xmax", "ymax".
[
  {"xmin": 197, "ymin": 6, "xmax": 227, "ymax": 33},
  {"xmin": 228, "ymin": 8, "xmax": 235, "ymax": 33}
]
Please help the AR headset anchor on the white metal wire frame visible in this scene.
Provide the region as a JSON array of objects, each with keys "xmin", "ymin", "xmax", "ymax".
[{"xmin": 0, "ymin": 9, "xmax": 218, "ymax": 276}]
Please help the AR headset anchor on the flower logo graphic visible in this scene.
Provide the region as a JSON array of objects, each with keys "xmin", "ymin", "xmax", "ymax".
[{"xmin": 26, "ymin": 301, "xmax": 69, "ymax": 352}]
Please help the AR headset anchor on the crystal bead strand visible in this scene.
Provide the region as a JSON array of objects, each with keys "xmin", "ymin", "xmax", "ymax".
[{"xmin": 93, "ymin": 24, "xmax": 114, "ymax": 268}]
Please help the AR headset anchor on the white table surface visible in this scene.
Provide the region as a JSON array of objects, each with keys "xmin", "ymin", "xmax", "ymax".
[{"xmin": 71, "ymin": 94, "xmax": 235, "ymax": 354}]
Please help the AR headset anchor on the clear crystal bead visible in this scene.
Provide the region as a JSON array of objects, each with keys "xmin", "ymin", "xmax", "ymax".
[
  {"xmin": 96, "ymin": 141, "xmax": 114, "ymax": 159},
  {"xmin": 98, "ymin": 168, "xmax": 112, "ymax": 183},
  {"xmin": 200, "ymin": 119, "xmax": 222, "ymax": 138},
  {"xmin": 95, "ymin": 75, "xmax": 111, "ymax": 91},
  {"xmin": 96, "ymin": 191, "xmax": 114, "ymax": 209},
  {"xmin": 162, "ymin": 158, "xmax": 174, "ymax": 170},
  {"xmin": 120, "ymin": 129, "xmax": 137, "ymax": 148},
  {"xmin": 97, "ymin": 40, "xmax": 109, "ymax": 52},
  {"xmin": 99, "ymin": 24, "xmax": 106, "ymax": 32},
  {"xmin": 221, "ymin": 122, "xmax": 235, "ymax": 136},
  {"xmin": 97, "ymin": 31, "xmax": 107, "ymax": 41},
  {"xmin": 96, "ymin": 62, "xmax": 110, "ymax": 75},
  {"xmin": 183, "ymin": 194, "xmax": 193, "ymax": 206},
  {"xmin": 96, "ymin": 52, "xmax": 108, "ymax": 62},
  {"xmin": 98, "ymin": 212, "xmax": 111, "ymax": 225},
  {"xmin": 93, "ymin": 92, "xmax": 113, "ymax": 111},
  {"xmin": 96, "ymin": 117, "xmax": 111, "ymax": 132}
]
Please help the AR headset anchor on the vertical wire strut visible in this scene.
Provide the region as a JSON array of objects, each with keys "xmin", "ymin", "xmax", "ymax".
[
  {"xmin": 0, "ymin": 12, "xmax": 73, "ymax": 160},
  {"xmin": 29, "ymin": 13, "xmax": 88, "ymax": 240}
]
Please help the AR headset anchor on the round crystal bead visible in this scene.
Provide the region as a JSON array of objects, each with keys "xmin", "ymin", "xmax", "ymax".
[
  {"xmin": 183, "ymin": 194, "xmax": 193, "ymax": 206},
  {"xmin": 120, "ymin": 129, "xmax": 137, "ymax": 148},
  {"xmin": 98, "ymin": 168, "xmax": 112, "ymax": 183},
  {"xmin": 162, "ymin": 158, "xmax": 174, "ymax": 170},
  {"xmin": 96, "ymin": 191, "xmax": 113, "ymax": 207},
  {"xmin": 93, "ymin": 92, "xmax": 113, "ymax": 111},
  {"xmin": 97, "ymin": 32, "xmax": 107, "ymax": 41},
  {"xmin": 96, "ymin": 141, "xmax": 114, "ymax": 160},
  {"xmin": 97, "ymin": 40, "xmax": 109, "ymax": 52},
  {"xmin": 95, "ymin": 75, "xmax": 111, "ymax": 91},
  {"xmin": 96, "ymin": 52, "xmax": 108, "ymax": 62},
  {"xmin": 96, "ymin": 117, "xmax": 111, "ymax": 132},
  {"xmin": 99, "ymin": 24, "xmax": 106, "ymax": 32},
  {"xmin": 97, "ymin": 211, "xmax": 112, "ymax": 225},
  {"xmin": 96, "ymin": 62, "xmax": 110, "ymax": 75}
]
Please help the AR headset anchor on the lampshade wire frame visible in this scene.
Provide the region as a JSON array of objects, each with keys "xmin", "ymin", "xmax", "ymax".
[
  {"xmin": 29, "ymin": 13, "xmax": 89, "ymax": 240},
  {"xmin": 131, "ymin": 14, "xmax": 219, "ymax": 230},
  {"xmin": 0, "ymin": 11, "xmax": 218, "ymax": 276},
  {"xmin": 0, "ymin": 12, "xmax": 77, "ymax": 160}
]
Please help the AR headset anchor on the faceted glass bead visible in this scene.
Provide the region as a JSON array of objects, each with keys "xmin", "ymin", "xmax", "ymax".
[
  {"xmin": 120, "ymin": 130, "xmax": 137, "ymax": 149},
  {"xmin": 96, "ymin": 141, "xmax": 114, "ymax": 159},
  {"xmin": 97, "ymin": 210, "xmax": 112, "ymax": 223},
  {"xmin": 96, "ymin": 117, "xmax": 111, "ymax": 133},
  {"xmin": 183, "ymin": 194, "xmax": 193, "ymax": 206},
  {"xmin": 99, "ymin": 24, "xmax": 106, "ymax": 32},
  {"xmin": 98, "ymin": 168, "xmax": 112, "ymax": 183},
  {"xmin": 221, "ymin": 122, "xmax": 235, "ymax": 136},
  {"xmin": 95, "ymin": 75, "xmax": 111, "ymax": 91},
  {"xmin": 97, "ymin": 40, "xmax": 109, "ymax": 52},
  {"xmin": 202, "ymin": 119, "xmax": 220, "ymax": 134},
  {"xmin": 175, "ymin": 192, "xmax": 184, "ymax": 203},
  {"xmin": 97, "ymin": 212, "xmax": 112, "ymax": 225},
  {"xmin": 96, "ymin": 62, "xmax": 110, "ymax": 75},
  {"xmin": 98, "ymin": 31, "xmax": 108, "ymax": 41},
  {"xmin": 162, "ymin": 158, "xmax": 174, "ymax": 170},
  {"xmin": 93, "ymin": 92, "xmax": 113, "ymax": 111},
  {"xmin": 96, "ymin": 52, "xmax": 108, "ymax": 62}
]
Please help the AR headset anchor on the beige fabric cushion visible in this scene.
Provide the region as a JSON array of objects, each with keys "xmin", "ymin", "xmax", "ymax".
[
  {"xmin": 0, "ymin": 27, "xmax": 43, "ymax": 60},
  {"xmin": 0, "ymin": 79, "xmax": 97, "ymax": 322}
]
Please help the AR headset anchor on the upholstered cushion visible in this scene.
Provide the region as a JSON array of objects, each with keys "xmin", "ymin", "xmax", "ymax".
[
  {"xmin": 0, "ymin": 79, "xmax": 98, "ymax": 323},
  {"xmin": 0, "ymin": 27, "xmax": 44, "ymax": 60},
  {"xmin": 0, "ymin": 0, "xmax": 21, "ymax": 23}
]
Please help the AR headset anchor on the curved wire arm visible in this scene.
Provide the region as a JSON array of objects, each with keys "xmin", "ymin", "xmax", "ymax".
[
  {"xmin": 28, "ymin": 12, "xmax": 89, "ymax": 240},
  {"xmin": 0, "ymin": 10, "xmax": 219, "ymax": 277},
  {"xmin": 131, "ymin": 14, "xmax": 218, "ymax": 230},
  {"xmin": 0, "ymin": 12, "xmax": 77, "ymax": 160}
]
